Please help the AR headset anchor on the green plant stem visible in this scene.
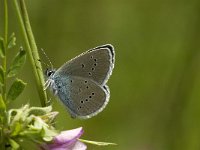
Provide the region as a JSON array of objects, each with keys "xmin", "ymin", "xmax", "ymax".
[
  {"xmin": 0, "ymin": 0, "xmax": 8, "ymax": 149},
  {"xmin": 13, "ymin": 0, "xmax": 48, "ymax": 107},
  {"xmin": 3, "ymin": 0, "xmax": 8, "ymax": 102}
]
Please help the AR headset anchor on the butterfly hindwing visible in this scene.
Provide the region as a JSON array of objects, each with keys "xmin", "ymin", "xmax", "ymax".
[{"xmin": 53, "ymin": 74, "xmax": 110, "ymax": 119}]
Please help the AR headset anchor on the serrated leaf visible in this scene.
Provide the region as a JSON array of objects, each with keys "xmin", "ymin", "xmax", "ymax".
[
  {"xmin": 7, "ymin": 79, "xmax": 26, "ymax": 101},
  {"xmin": 0, "ymin": 66, "xmax": 4, "ymax": 85},
  {"xmin": 7, "ymin": 48, "xmax": 26, "ymax": 77},
  {"xmin": 7, "ymin": 33, "xmax": 16, "ymax": 49},
  {"xmin": 0, "ymin": 37, "xmax": 5, "ymax": 57}
]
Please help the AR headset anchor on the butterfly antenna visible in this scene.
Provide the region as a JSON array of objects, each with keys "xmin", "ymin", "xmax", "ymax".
[
  {"xmin": 38, "ymin": 59, "xmax": 50, "ymax": 68},
  {"xmin": 40, "ymin": 48, "xmax": 54, "ymax": 69}
]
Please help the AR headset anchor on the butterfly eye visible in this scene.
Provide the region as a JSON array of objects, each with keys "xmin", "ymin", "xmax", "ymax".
[
  {"xmin": 47, "ymin": 70, "xmax": 54, "ymax": 77},
  {"xmin": 47, "ymin": 72, "xmax": 51, "ymax": 76}
]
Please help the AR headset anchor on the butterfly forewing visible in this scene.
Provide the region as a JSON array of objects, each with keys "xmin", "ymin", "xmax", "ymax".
[{"xmin": 56, "ymin": 45, "xmax": 115, "ymax": 85}]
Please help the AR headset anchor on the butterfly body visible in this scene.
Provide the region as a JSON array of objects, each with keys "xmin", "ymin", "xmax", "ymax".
[{"xmin": 45, "ymin": 44, "xmax": 115, "ymax": 119}]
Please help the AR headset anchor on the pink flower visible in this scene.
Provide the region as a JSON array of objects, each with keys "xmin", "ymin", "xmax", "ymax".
[{"xmin": 41, "ymin": 127, "xmax": 87, "ymax": 150}]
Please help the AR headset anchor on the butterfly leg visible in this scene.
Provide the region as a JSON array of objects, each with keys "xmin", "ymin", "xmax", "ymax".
[
  {"xmin": 44, "ymin": 80, "xmax": 50, "ymax": 90},
  {"xmin": 46, "ymin": 97, "xmax": 52, "ymax": 105},
  {"xmin": 53, "ymin": 89, "xmax": 58, "ymax": 95},
  {"xmin": 44, "ymin": 79, "xmax": 54, "ymax": 90}
]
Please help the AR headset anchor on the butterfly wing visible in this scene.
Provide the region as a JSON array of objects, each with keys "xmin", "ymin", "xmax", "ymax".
[
  {"xmin": 53, "ymin": 74, "xmax": 110, "ymax": 119},
  {"xmin": 55, "ymin": 44, "xmax": 115, "ymax": 85}
]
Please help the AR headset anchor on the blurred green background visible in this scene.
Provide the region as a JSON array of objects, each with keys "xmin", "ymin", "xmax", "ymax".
[{"xmin": 1, "ymin": 0, "xmax": 200, "ymax": 149}]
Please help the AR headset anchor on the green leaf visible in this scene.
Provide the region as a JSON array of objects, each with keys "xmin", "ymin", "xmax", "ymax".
[
  {"xmin": 0, "ymin": 66, "xmax": 4, "ymax": 85},
  {"xmin": 7, "ymin": 79, "xmax": 26, "ymax": 101},
  {"xmin": 10, "ymin": 121, "xmax": 22, "ymax": 136},
  {"xmin": 8, "ymin": 138, "xmax": 20, "ymax": 149},
  {"xmin": 7, "ymin": 48, "xmax": 26, "ymax": 77},
  {"xmin": 0, "ymin": 95, "xmax": 6, "ymax": 112},
  {"xmin": 7, "ymin": 33, "xmax": 16, "ymax": 49},
  {"xmin": 0, "ymin": 37, "xmax": 5, "ymax": 57},
  {"xmin": 79, "ymin": 139, "xmax": 117, "ymax": 146},
  {"xmin": 41, "ymin": 126, "xmax": 58, "ymax": 142},
  {"xmin": 28, "ymin": 105, "xmax": 52, "ymax": 116}
]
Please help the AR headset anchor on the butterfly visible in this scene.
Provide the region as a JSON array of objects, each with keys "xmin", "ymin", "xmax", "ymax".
[{"xmin": 44, "ymin": 44, "xmax": 115, "ymax": 119}]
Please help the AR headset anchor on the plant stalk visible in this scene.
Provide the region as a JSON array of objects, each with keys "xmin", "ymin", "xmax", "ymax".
[
  {"xmin": 1, "ymin": 0, "xmax": 8, "ymax": 149},
  {"xmin": 13, "ymin": 0, "xmax": 48, "ymax": 106},
  {"xmin": 3, "ymin": 0, "xmax": 8, "ymax": 102}
]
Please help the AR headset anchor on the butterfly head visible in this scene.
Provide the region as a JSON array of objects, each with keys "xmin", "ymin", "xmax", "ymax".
[{"xmin": 45, "ymin": 68, "xmax": 56, "ymax": 77}]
